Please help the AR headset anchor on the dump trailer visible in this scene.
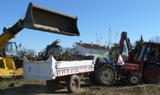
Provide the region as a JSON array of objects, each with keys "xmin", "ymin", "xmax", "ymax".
[
  {"xmin": 23, "ymin": 56, "xmax": 95, "ymax": 93},
  {"xmin": 0, "ymin": 2, "xmax": 79, "ymax": 79}
]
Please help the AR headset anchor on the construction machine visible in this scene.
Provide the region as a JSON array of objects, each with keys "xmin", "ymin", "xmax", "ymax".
[
  {"xmin": 116, "ymin": 31, "xmax": 160, "ymax": 84},
  {"xmin": 90, "ymin": 31, "xmax": 160, "ymax": 86},
  {"xmin": 0, "ymin": 2, "xmax": 79, "ymax": 79},
  {"xmin": 38, "ymin": 39, "xmax": 95, "ymax": 61},
  {"xmin": 38, "ymin": 39, "xmax": 63, "ymax": 60}
]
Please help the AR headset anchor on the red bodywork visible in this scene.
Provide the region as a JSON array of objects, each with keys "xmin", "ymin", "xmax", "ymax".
[
  {"xmin": 119, "ymin": 32, "xmax": 160, "ymax": 75},
  {"xmin": 118, "ymin": 31, "xmax": 140, "ymax": 74}
]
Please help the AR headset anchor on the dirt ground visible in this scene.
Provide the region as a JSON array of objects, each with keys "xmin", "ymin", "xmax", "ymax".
[{"xmin": 0, "ymin": 78, "xmax": 160, "ymax": 95}]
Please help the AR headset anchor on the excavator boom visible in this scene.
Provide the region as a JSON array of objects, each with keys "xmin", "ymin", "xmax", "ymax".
[{"xmin": 119, "ymin": 31, "xmax": 132, "ymax": 55}]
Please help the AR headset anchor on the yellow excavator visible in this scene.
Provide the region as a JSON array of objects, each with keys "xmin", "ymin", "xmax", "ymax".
[{"xmin": 0, "ymin": 2, "xmax": 79, "ymax": 79}]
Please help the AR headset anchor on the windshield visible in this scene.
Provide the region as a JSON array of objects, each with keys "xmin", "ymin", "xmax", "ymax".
[
  {"xmin": 139, "ymin": 44, "xmax": 160, "ymax": 62},
  {"xmin": 139, "ymin": 44, "xmax": 152, "ymax": 61},
  {"xmin": 4, "ymin": 42, "xmax": 18, "ymax": 57},
  {"xmin": 47, "ymin": 46, "xmax": 63, "ymax": 56}
]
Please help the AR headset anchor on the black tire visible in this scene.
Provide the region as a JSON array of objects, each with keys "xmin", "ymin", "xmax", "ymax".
[
  {"xmin": 95, "ymin": 64, "xmax": 117, "ymax": 86},
  {"xmin": 128, "ymin": 74, "xmax": 141, "ymax": 86},
  {"xmin": 66, "ymin": 75, "xmax": 80, "ymax": 93},
  {"xmin": 46, "ymin": 80, "xmax": 60, "ymax": 91},
  {"xmin": 143, "ymin": 65, "xmax": 160, "ymax": 84}
]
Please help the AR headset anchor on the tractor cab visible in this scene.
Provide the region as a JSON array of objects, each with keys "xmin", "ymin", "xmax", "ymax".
[{"xmin": 139, "ymin": 42, "xmax": 160, "ymax": 63}]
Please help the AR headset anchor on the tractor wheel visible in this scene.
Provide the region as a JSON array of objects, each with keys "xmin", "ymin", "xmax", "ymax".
[
  {"xmin": 144, "ymin": 65, "xmax": 160, "ymax": 84},
  {"xmin": 95, "ymin": 64, "xmax": 117, "ymax": 86},
  {"xmin": 128, "ymin": 74, "xmax": 141, "ymax": 86},
  {"xmin": 66, "ymin": 75, "xmax": 80, "ymax": 93},
  {"xmin": 46, "ymin": 80, "xmax": 60, "ymax": 91}
]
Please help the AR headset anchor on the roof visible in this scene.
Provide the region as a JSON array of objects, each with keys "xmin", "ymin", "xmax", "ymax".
[
  {"xmin": 143, "ymin": 42, "xmax": 160, "ymax": 46},
  {"xmin": 76, "ymin": 42, "xmax": 108, "ymax": 50}
]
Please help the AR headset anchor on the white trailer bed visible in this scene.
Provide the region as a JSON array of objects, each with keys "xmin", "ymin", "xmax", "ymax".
[{"xmin": 23, "ymin": 55, "xmax": 95, "ymax": 80}]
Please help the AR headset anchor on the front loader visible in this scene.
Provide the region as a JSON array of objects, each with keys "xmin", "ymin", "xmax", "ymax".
[{"xmin": 0, "ymin": 2, "xmax": 79, "ymax": 79}]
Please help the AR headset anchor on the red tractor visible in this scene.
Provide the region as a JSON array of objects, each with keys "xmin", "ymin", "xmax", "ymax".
[
  {"xmin": 91, "ymin": 31, "xmax": 160, "ymax": 86},
  {"xmin": 119, "ymin": 32, "xmax": 160, "ymax": 84}
]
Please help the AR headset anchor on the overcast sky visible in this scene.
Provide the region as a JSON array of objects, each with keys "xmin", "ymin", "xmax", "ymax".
[{"xmin": 0, "ymin": 0, "xmax": 160, "ymax": 53}]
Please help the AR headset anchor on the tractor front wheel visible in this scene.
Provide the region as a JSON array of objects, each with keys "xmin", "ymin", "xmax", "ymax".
[{"xmin": 128, "ymin": 74, "xmax": 141, "ymax": 86}]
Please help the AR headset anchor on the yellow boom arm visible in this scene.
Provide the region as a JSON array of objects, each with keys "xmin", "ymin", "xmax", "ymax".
[{"xmin": 0, "ymin": 19, "xmax": 23, "ymax": 49}]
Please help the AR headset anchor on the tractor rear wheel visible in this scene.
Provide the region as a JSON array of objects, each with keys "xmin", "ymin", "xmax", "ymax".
[
  {"xmin": 95, "ymin": 64, "xmax": 117, "ymax": 86},
  {"xmin": 144, "ymin": 65, "xmax": 160, "ymax": 84}
]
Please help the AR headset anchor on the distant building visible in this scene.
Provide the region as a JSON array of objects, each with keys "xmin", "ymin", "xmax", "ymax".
[{"xmin": 70, "ymin": 41, "xmax": 109, "ymax": 60}]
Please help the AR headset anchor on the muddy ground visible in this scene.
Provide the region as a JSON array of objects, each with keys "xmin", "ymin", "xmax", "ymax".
[{"xmin": 0, "ymin": 78, "xmax": 160, "ymax": 95}]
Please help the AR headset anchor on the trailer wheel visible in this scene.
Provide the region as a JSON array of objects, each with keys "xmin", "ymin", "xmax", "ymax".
[
  {"xmin": 46, "ymin": 80, "xmax": 60, "ymax": 91},
  {"xmin": 95, "ymin": 64, "xmax": 117, "ymax": 86},
  {"xmin": 66, "ymin": 75, "xmax": 80, "ymax": 93},
  {"xmin": 128, "ymin": 74, "xmax": 141, "ymax": 86},
  {"xmin": 144, "ymin": 65, "xmax": 160, "ymax": 84}
]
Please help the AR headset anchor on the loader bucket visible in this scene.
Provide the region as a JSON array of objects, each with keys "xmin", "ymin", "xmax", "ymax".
[{"xmin": 23, "ymin": 3, "xmax": 80, "ymax": 36}]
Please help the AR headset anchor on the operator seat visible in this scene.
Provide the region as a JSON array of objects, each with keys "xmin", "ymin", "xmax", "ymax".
[{"xmin": 147, "ymin": 48, "xmax": 156, "ymax": 62}]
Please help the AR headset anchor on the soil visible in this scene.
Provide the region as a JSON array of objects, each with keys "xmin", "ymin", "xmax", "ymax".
[{"xmin": 0, "ymin": 78, "xmax": 160, "ymax": 95}]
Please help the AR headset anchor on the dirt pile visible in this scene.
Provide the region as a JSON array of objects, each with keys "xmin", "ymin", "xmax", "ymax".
[
  {"xmin": 54, "ymin": 53, "xmax": 94, "ymax": 61},
  {"xmin": 54, "ymin": 53, "xmax": 80, "ymax": 61}
]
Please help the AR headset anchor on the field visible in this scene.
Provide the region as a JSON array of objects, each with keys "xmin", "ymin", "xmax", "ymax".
[{"xmin": 0, "ymin": 78, "xmax": 160, "ymax": 95}]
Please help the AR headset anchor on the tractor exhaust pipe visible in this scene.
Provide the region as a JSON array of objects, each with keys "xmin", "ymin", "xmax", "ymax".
[{"xmin": 23, "ymin": 3, "xmax": 80, "ymax": 36}]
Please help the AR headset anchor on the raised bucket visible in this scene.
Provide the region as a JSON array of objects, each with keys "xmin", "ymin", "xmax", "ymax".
[{"xmin": 23, "ymin": 3, "xmax": 80, "ymax": 36}]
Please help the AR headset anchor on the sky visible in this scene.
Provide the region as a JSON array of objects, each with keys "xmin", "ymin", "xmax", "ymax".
[{"xmin": 0, "ymin": 0, "xmax": 160, "ymax": 53}]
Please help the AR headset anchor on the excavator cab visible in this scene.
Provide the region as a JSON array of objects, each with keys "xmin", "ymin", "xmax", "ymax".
[
  {"xmin": 38, "ymin": 39, "xmax": 63, "ymax": 60},
  {"xmin": 3, "ymin": 42, "xmax": 18, "ymax": 58},
  {"xmin": 0, "ymin": 42, "xmax": 22, "ymax": 78}
]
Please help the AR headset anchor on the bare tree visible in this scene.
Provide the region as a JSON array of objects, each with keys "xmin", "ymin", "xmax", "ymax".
[
  {"xmin": 18, "ymin": 47, "xmax": 36, "ymax": 57},
  {"xmin": 96, "ymin": 32, "xmax": 103, "ymax": 55},
  {"xmin": 149, "ymin": 36, "xmax": 160, "ymax": 43}
]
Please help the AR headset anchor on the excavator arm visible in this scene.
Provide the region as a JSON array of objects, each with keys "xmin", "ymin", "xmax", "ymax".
[
  {"xmin": 0, "ymin": 2, "xmax": 80, "ymax": 49},
  {"xmin": 0, "ymin": 19, "xmax": 23, "ymax": 49},
  {"xmin": 119, "ymin": 31, "xmax": 133, "ymax": 62},
  {"xmin": 119, "ymin": 31, "xmax": 132, "ymax": 55}
]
